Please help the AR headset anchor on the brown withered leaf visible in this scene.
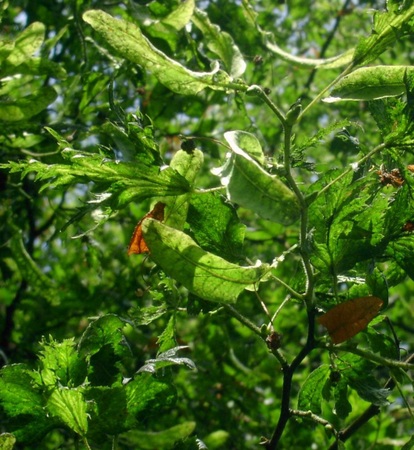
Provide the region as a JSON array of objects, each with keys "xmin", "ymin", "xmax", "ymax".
[
  {"xmin": 128, "ymin": 202, "xmax": 166, "ymax": 255},
  {"xmin": 318, "ymin": 296, "xmax": 383, "ymax": 344}
]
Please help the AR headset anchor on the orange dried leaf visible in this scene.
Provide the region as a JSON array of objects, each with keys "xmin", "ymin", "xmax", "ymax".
[
  {"xmin": 317, "ymin": 296, "xmax": 383, "ymax": 344},
  {"xmin": 128, "ymin": 202, "xmax": 165, "ymax": 255},
  {"xmin": 407, "ymin": 164, "xmax": 414, "ymax": 173}
]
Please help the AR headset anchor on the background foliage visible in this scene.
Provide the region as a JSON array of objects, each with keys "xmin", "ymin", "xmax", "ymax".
[{"xmin": 1, "ymin": 0, "xmax": 414, "ymax": 449}]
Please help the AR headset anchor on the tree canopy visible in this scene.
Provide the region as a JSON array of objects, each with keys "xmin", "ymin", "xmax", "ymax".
[{"xmin": 1, "ymin": 1, "xmax": 414, "ymax": 449}]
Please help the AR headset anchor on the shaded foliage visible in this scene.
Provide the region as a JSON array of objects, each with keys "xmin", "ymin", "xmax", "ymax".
[{"xmin": 1, "ymin": 1, "xmax": 414, "ymax": 449}]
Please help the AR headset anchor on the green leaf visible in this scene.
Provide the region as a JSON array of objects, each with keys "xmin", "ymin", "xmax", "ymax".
[
  {"xmin": 77, "ymin": 315, "xmax": 130, "ymax": 385},
  {"xmin": 128, "ymin": 304, "xmax": 168, "ymax": 326},
  {"xmin": 188, "ymin": 192, "xmax": 245, "ymax": 262},
  {"xmin": 2, "ymin": 148, "xmax": 190, "ymax": 210},
  {"xmin": 83, "ymin": 9, "xmax": 233, "ymax": 95},
  {"xmin": 213, "ymin": 137, "xmax": 300, "ymax": 225},
  {"xmin": 9, "ymin": 233, "xmax": 59, "ymax": 304},
  {"xmin": 38, "ymin": 337, "xmax": 87, "ymax": 387},
  {"xmin": 142, "ymin": 219, "xmax": 270, "ymax": 303},
  {"xmin": 123, "ymin": 422, "xmax": 196, "ymax": 450},
  {"xmin": 204, "ymin": 430, "xmax": 230, "ymax": 449},
  {"xmin": 157, "ymin": 315, "xmax": 177, "ymax": 354},
  {"xmin": 163, "ymin": 148, "xmax": 204, "ymax": 230},
  {"xmin": 0, "ymin": 365, "xmax": 44, "ymax": 418},
  {"xmin": 47, "ymin": 388, "xmax": 88, "ymax": 436},
  {"xmin": 402, "ymin": 435, "xmax": 414, "ymax": 450},
  {"xmin": 1, "ymin": 57, "xmax": 66, "ymax": 79},
  {"xmin": 324, "ymin": 66, "xmax": 413, "ymax": 103},
  {"xmin": 5, "ymin": 22, "xmax": 45, "ymax": 67},
  {"xmin": 84, "ymin": 386, "xmax": 128, "ymax": 436},
  {"xmin": 308, "ymin": 169, "xmax": 401, "ymax": 274},
  {"xmin": 162, "ymin": 0, "xmax": 195, "ymax": 30},
  {"xmin": 78, "ymin": 314, "xmax": 130, "ymax": 359},
  {"xmin": 0, "ymin": 433, "xmax": 16, "ymax": 450},
  {"xmin": 138, "ymin": 346, "xmax": 196, "ymax": 373},
  {"xmin": 386, "ymin": 235, "xmax": 414, "ymax": 280},
  {"xmin": 125, "ymin": 373, "xmax": 176, "ymax": 427},
  {"xmin": 339, "ymin": 354, "xmax": 390, "ymax": 406},
  {"xmin": 100, "ymin": 115, "xmax": 163, "ymax": 166},
  {"xmin": 366, "ymin": 266, "xmax": 389, "ymax": 308},
  {"xmin": 298, "ymin": 365, "xmax": 330, "ymax": 415},
  {"xmin": 224, "ymin": 130, "xmax": 265, "ymax": 165},
  {"xmin": 0, "ymin": 365, "xmax": 53, "ymax": 443},
  {"xmin": 333, "ymin": 379, "xmax": 352, "ymax": 419},
  {"xmin": 265, "ymin": 34, "xmax": 354, "ymax": 69},
  {"xmin": 0, "ymin": 86, "xmax": 57, "ymax": 122},
  {"xmin": 353, "ymin": 3, "xmax": 414, "ymax": 66},
  {"xmin": 347, "ymin": 377, "xmax": 390, "ymax": 406},
  {"xmin": 192, "ymin": 8, "xmax": 246, "ymax": 78}
]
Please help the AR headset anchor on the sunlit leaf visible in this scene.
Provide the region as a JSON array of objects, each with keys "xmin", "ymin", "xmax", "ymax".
[
  {"xmin": 0, "ymin": 433, "xmax": 16, "ymax": 450},
  {"xmin": 0, "ymin": 365, "xmax": 44, "ymax": 418},
  {"xmin": 0, "ymin": 86, "xmax": 57, "ymax": 122},
  {"xmin": 78, "ymin": 314, "xmax": 130, "ymax": 359},
  {"xmin": 224, "ymin": 130, "xmax": 265, "ymax": 165},
  {"xmin": 318, "ymin": 296, "xmax": 384, "ymax": 344},
  {"xmin": 162, "ymin": 148, "xmax": 204, "ymax": 230},
  {"xmin": 162, "ymin": 0, "xmax": 195, "ymax": 30},
  {"xmin": 125, "ymin": 373, "xmax": 176, "ymax": 427},
  {"xmin": 353, "ymin": 3, "xmax": 414, "ymax": 66},
  {"xmin": 47, "ymin": 388, "xmax": 88, "ymax": 436},
  {"xmin": 192, "ymin": 8, "xmax": 246, "ymax": 78},
  {"xmin": 83, "ymin": 9, "xmax": 234, "ymax": 95},
  {"xmin": 265, "ymin": 34, "xmax": 354, "ymax": 69},
  {"xmin": 38, "ymin": 337, "xmax": 87, "ymax": 387},
  {"xmin": 2, "ymin": 149, "xmax": 191, "ymax": 209},
  {"xmin": 142, "ymin": 219, "xmax": 270, "ymax": 303},
  {"xmin": 122, "ymin": 422, "xmax": 196, "ymax": 449},
  {"xmin": 324, "ymin": 66, "xmax": 413, "ymax": 102},
  {"xmin": 5, "ymin": 22, "xmax": 45, "ymax": 67},
  {"xmin": 138, "ymin": 346, "xmax": 196, "ymax": 373},
  {"xmin": 188, "ymin": 192, "xmax": 245, "ymax": 262},
  {"xmin": 213, "ymin": 136, "xmax": 300, "ymax": 225}
]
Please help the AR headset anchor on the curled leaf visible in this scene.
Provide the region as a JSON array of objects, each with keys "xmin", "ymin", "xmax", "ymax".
[
  {"xmin": 264, "ymin": 33, "xmax": 353, "ymax": 69},
  {"xmin": 83, "ymin": 9, "xmax": 232, "ymax": 95},
  {"xmin": 213, "ymin": 132, "xmax": 300, "ymax": 225},
  {"xmin": 128, "ymin": 202, "xmax": 166, "ymax": 255},
  {"xmin": 142, "ymin": 219, "xmax": 270, "ymax": 303},
  {"xmin": 324, "ymin": 66, "xmax": 412, "ymax": 103},
  {"xmin": 318, "ymin": 296, "xmax": 383, "ymax": 344}
]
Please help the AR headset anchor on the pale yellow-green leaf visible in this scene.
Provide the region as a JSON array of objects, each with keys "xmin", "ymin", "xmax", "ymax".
[
  {"xmin": 265, "ymin": 34, "xmax": 354, "ymax": 69},
  {"xmin": 324, "ymin": 66, "xmax": 413, "ymax": 103},
  {"xmin": 142, "ymin": 219, "xmax": 270, "ymax": 303},
  {"xmin": 162, "ymin": 0, "xmax": 195, "ymax": 30},
  {"xmin": 47, "ymin": 389, "xmax": 88, "ymax": 436},
  {"xmin": 6, "ymin": 22, "xmax": 45, "ymax": 67},
  {"xmin": 83, "ymin": 9, "xmax": 232, "ymax": 95},
  {"xmin": 0, "ymin": 86, "xmax": 57, "ymax": 122}
]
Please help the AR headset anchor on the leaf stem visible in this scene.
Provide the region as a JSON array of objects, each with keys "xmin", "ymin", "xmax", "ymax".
[
  {"xmin": 269, "ymin": 274, "xmax": 304, "ymax": 301},
  {"xmin": 290, "ymin": 409, "xmax": 337, "ymax": 433},
  {"xmin": 246, "ymin": 85, "xmax": 286, "ymax": 126},
  {"xmin": 334, "ymin": 344, "xmax": 414, "ymax": 370},
  {"xmin": 223, "ymin": 304, "xmax": 262, "ymax": 337},
  {"xmin": 265, "ymin": 309, "xmax": 317, "ymax": 449},
  {"xmin": 298, "ymin": 62, "xmax": 355, "ymax": 121},
  {"xmin": 282, "ymin": 125, "xmax": 315, "ymax": 307}
]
